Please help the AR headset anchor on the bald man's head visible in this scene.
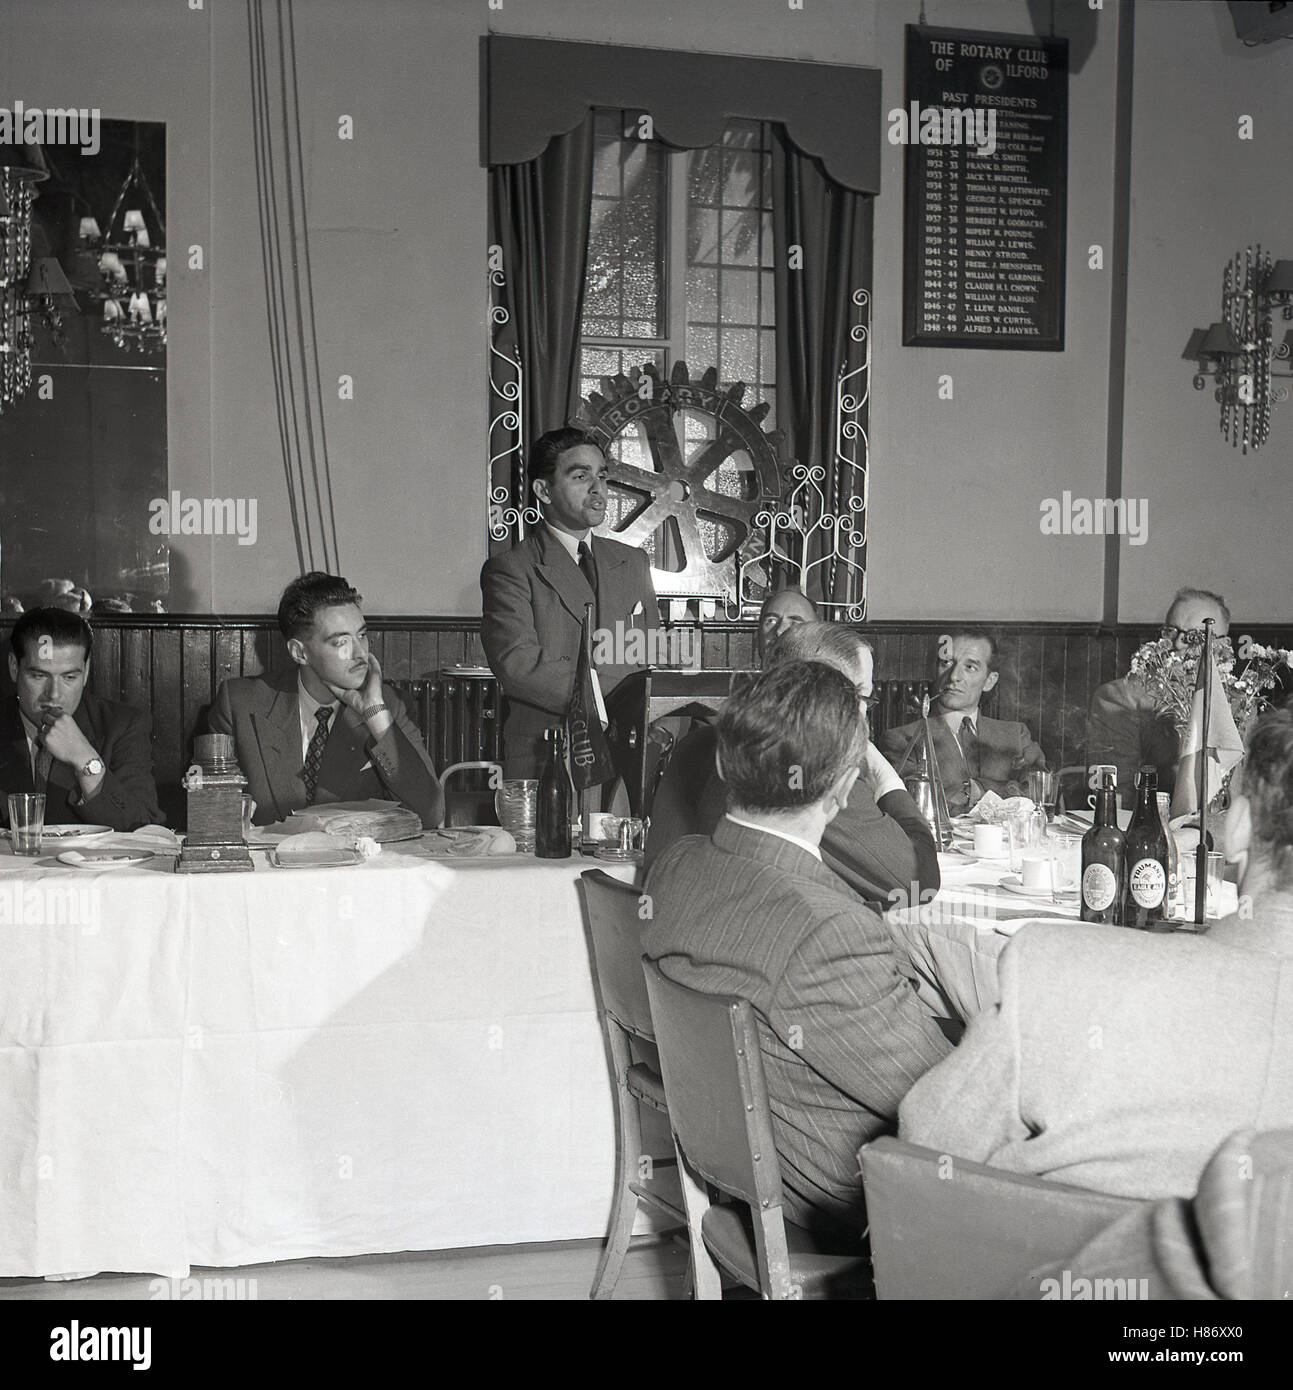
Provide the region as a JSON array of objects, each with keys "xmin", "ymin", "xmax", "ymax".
[{"xmin": 758, "ymin": 588, "xmax": 817, "ymax": 660}]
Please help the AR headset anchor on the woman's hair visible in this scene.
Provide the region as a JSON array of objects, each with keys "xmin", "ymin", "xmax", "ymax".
[{"xmin": 1243, "ymin": 704, "xmax": 1293, "ymax": 887}]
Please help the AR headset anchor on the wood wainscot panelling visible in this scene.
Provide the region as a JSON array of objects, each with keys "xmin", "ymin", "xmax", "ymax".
[{"xmin": 6, "ymin": 614, "xmax": 1287, "ymax": 829}]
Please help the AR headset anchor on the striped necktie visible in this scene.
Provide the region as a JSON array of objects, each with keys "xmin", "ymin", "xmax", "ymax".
[
  {"xmin": 578, "ymin": 541, "xmax": 599, "ymax": 628},
  {"xmin": 303, "ymin": 706, "xmax": 334, "ymax": 803},
  {"xmin": 34, "ymin": 745, "xmax": 53, "ymax": 791},
  {"xmin": 959, "ymin": 716, "xmax": 980, "ymax": 804}
]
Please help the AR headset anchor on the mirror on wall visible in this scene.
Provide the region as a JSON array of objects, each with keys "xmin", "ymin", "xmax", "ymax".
[{"xmin": 0, "ymin": 118, "xmax": 167, "ymax": 616}]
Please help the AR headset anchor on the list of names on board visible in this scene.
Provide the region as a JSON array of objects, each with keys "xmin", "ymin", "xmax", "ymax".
[{"xmin": 901, "ymin": 25, "xmax": 1069, "ymax": 351}]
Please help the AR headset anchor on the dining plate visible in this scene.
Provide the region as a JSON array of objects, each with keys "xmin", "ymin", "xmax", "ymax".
[
  {"xmin": 57, "ymin": 849, "xmax": 155, "ymax": 869},
  {"xmin": 41, "ymin": 824, "xmax": 114, "ymax": 842}
]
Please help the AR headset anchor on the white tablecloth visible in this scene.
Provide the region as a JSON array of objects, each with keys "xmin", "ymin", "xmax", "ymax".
[{"xmin": 0, "ymin": 838, "xmax": 635, "ymax": 1277}]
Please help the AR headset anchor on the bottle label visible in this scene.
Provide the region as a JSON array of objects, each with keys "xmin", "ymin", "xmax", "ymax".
[
  {"xmin": 1082, "ymin": 863, "xmax": 1118, "ymax": 912},
  {"xmin": 1129, "ymin": 858, "xmax": 1166, "ymax": 908}
]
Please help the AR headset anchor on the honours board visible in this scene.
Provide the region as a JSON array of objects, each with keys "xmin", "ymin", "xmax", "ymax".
[{"xmin": 901, "ymin": 25, "xmax": 1069, "ymax": 351}]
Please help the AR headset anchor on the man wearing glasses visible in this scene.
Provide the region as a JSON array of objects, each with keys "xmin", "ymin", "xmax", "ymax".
[{"xmin": 1086, "ymin": 587, "xmax": 1230, "ymax": 806}]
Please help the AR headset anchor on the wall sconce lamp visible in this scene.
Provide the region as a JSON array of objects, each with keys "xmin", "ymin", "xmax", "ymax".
[{"xmin": 1183, "ymin": 245, "xmax": 1293, "ymax": 454}]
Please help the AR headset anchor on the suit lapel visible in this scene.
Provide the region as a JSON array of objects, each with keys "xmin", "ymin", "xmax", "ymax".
[
  {"xmin": 535, "ymin": 526, "xmax": 597, "ymax": 626},
  {"xmin": 252, "ymin": 675, "xmax": 305, "ymax": 822}
]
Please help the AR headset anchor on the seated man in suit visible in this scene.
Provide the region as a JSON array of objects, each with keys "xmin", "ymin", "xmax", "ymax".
[
  {"xmin": 480, "ymin": 427, "xmax": 658, "ymax": 778},
  {"xmin": 757, "ymin": 585, "xmax": 817, "ymax": 661},
  {"xmin": 1, "ymin": 607, "xmax": 163, "ymax": 830},
  {"xmin": 645, "ymin": 660, "xmax": 953, "ymax": 1237},
  {"xmin": 1087, "ymin": 587, "xmax": 1230, "ymax": 807},
  {"xmin": 209, "ymin": 572, "xmax": 443, "ymax": 827},
  {"xmin": 898, "ymin": 922, "xmax": 1293, "ymax": 1201},
  {"xmin": 878, "ymin": 628, "xmax": 1047, "ymax": 815},
  {"xmin": 646, "ymin": 621, "xmax": 939, "ymax": 909}
]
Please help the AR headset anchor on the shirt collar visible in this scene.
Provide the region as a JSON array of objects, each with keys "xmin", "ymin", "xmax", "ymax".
[
  {"xmin": 545, "ymin": 522, "xmax": 590, "ymax": 561},
  {"xmin": 941, "ymin": 706, "xmax": 979, "ymax": 735},
  {"xmin": 724, "ymin": 812, "xmax": 822, "ymax": 862},
  {"xmin": 297, "ymin": 672, "xmax": 341, "ymax": 725}
]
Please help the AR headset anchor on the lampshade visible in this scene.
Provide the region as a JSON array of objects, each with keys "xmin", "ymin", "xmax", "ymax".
[
  {"xmin": 1182, "ymin": 327, "xmax": 1209, "ymax": 360},
  {"xmin": 79, "ymin": 216, "xmax": 103, "ymax": 241},
  {"xmin": 1264, "ymin": 260, "xmax": 1293, "ymax": 296},
  {"xmin": 123, "ymin": 209, "xmax": 146, "ymax": 232},
  {"xmin": 1198, "ymin": 321, "xmax": 1244, "ymax": 356},
  {"xmin": 25, "ymin": 257, "xmax": 75, "ymax": 297}
]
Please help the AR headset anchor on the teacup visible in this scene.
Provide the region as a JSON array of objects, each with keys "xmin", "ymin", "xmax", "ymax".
[
  {"xmin": 973, "ymin": 823, "xmax": 1005, "ymax": 857},
  {"xmin": 1020, "ymin": 851, "xmax": 1052, "ymax": 893}
]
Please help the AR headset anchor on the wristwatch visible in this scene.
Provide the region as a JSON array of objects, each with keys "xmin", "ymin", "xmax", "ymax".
[{"xmin": 80, "ymin": 756, "xmax": 105, "ymax": 777}]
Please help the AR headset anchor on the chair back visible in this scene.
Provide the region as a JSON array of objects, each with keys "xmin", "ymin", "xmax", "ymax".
[
  {"xmin": 439, "ymin": 760, "xmax": 502, "ymax": 828},
  {"xmin": 643, "ymin": 958, "xmax": 783, "ymax": 1214},
  {"xmin": 578, "ymin": 870, "xmax": 655, "ymax": 1041}
]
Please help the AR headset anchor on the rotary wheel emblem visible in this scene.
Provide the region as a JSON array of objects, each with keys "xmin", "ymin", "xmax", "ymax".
[{"xmin": 575, "ymin": 361, "xmax": 790, "ymax": 601}]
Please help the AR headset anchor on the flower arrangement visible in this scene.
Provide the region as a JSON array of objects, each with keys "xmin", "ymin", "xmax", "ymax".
[{"xmin": 1130, "ymin": 634, "xmax": 1293, "ymax": 737}]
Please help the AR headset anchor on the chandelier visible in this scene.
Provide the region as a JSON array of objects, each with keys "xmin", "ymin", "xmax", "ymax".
[
  {"xmin": 1183, "ymin": 245, "xmax": 1293, "ymax": 454},
  {"xmin": 77, "ymin": 142, "xmax": 167, "ymax": 353}
]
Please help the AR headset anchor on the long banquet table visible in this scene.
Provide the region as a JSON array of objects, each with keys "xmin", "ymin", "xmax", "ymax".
[{"xmin": 0, "ymin": 833, "xmax": 635, "ymax": 1278}]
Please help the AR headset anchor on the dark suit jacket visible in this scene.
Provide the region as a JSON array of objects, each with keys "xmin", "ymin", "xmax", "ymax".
[
  {"xmin": 1086, "ymin": 673, "xmax": 1179, "ymax": 807},
  {"xmin": 644, "ymin": 818, "xmax": 952, "ymax": 1233},
  {"xmin": 480, "ymin": 525, "xmax": 657, "ymax": 776},
  {"xmin": 643, "ymin": 723, "xmax": 940, "ymax": 910},
  {"xmin": 899, "ymin": 924, "xmax": 1293, "ymax": 1200},
  {"xmin": 879, "ymin": 709, "xmax": 1047, "ymax": 814},
  {"xmin": 208, "ymin": 672, "xmax": 443, "ymax": 828},
  {"xmin": 0, "ymin": 690, "xmax": 163, "ymax": 831}
]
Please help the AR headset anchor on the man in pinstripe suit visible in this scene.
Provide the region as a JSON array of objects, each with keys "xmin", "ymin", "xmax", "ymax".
[{"xmin": 644, "ymin": 660, "xmax": 953, "ymax": 1237}]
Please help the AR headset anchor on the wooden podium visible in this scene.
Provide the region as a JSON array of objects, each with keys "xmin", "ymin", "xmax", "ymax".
[{"xmin": 604, "ymin": 667, "xmax": 756, "ymax": 818}]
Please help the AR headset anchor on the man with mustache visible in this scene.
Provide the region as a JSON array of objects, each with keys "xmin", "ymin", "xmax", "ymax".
[
  {"xmin": 1, "ymin": 606, "xmax": 163, "ymax": 831},
  {"xmin": 209, "ymin": 572, "xmax": 443, "ymax": 827},
  {"xmin": 481, "ymin": 428, "xmax": 658, "ymax": 778},
  {"xmin": 878, "ymin": 629, "xmax": 1047, "ymax": 816}
]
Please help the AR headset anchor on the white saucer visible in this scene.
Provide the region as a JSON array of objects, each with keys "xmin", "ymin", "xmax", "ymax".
[
  {"xmin": 999, "ymin": 875, "xmax": 1055, "ymax": 898},
  {"xmin": 57, "ymin": 849, "xmax": 155, "ymax": 870},
  {"xmin": 950, "ymin": 843, "xmax": 1011, "ymax": 862},
  {"xmin": 41, "ymin": 824, "xmax": 114, "ymax": 843}
]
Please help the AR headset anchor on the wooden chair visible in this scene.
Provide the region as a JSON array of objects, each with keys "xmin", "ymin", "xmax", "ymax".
[
  {"xmin": 860, "ymin": 1136, "xmax": 1137, "ymax": 1299},
  {"xmin": 577, "ymin": 871, "xmax": 687, "ymax": 1300},
  {"xmin": 643, "ymin": 959, "xmax": 873, "ymax": 1299}
]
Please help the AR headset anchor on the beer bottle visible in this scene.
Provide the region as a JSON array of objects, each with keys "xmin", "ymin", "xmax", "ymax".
[
  {"xmin": 1081, "ymin": 772, "xmax": 1125, "ymax": 924},
  {"xmin": 536, "ymin": 727, "xmax": 573, "ymax": 859},
  {"xmin": 1156, "ymin": 792, "xmax": 1184, "ymax": 922},
  {"xmin": 1123, "ymin": 766, "xmax": 1171, "ymax": 930}
]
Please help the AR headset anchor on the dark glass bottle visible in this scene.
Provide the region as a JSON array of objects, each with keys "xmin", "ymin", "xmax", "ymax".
[
  {"xmin": 1081, "ymin": 772, "xmax": 1125, "ymax": 925},
  {"xmin": 536, "ymin": 727, "xmax": 573, "ymax": 859},
  {"xmin": 1122, "ymin": 766, "xmax": 1171, "ymax": 930}
]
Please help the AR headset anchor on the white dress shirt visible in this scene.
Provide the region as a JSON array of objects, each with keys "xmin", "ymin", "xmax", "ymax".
[{"xmin": 297, "ymin": 676, "xmax": 342, "ymax": 765}]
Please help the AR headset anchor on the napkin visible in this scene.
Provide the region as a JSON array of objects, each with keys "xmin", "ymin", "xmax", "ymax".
[
  {"xmin": 114, "ymin": 824, "xmax": 182, "ymax": 853},
  {"xmin": 423, "ymin": 827, "xmax": 517, "ymax": 857},
  {"xmin": 273, "ymin": 831, "xmax": 371, "ymax": 864},
  {"xmin": 967, "ymin": 792, "xmax": 1036, "ymax": 824}
]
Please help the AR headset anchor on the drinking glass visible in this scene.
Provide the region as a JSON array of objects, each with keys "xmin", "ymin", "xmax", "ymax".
[
  {"xmin": 1047, "ymin": 830, "xmax": 1082, "ymax": 906},
  {"xmin": 1007, "ymin": 807, "xmax": 1047, "ymax": 875},
  {"xmin": 8, "ymin": 793, "xmax": 47, "ymax": 856},
  {"xmin": 494, "ymin": 779, "xmax": 538, "ymax": 854},
  {"xmin": 1180, "ymin": 852, "xmax": 1227, "ymax": 925},
  {"xmin": 1027, "ymin": 769, "xmax": 1058, "ymax": 818}
]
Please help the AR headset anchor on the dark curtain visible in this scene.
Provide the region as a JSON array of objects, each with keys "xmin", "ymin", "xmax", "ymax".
[
  {"xmin": 488, "ymin": 117, "xmax": 595, "ymax": 544},
  {"xmin": 771, "ymin": 128, "xmax": 873, "ymax": 616}
]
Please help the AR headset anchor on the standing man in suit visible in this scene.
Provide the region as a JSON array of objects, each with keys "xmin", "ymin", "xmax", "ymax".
[
  {"xmin": 481, "ymin": 428, "xmax": 658, "ymax": 778},
  {"xmin": 645, "ymin": 660, "xmax": 952, "ymax": 1237},
  {"xmin": 879, "ymin": 629, "xmax": 1047, "ymax": 815},
  {"xmin": 1, "ymin": 607, "xmax": 163, "ymax": 830},
  {"xmin": 209, "ymin": 573, "xmax": 443, "ymax": 827},
  {"xmin": 1087, "ymin": 587, "xmax": 1230, "ymax": 807}
]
